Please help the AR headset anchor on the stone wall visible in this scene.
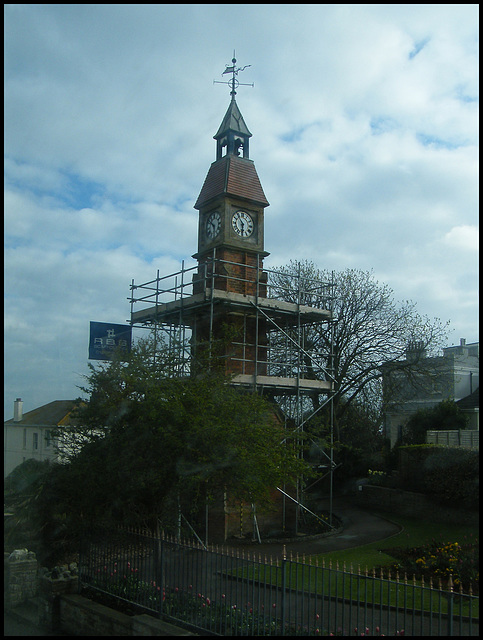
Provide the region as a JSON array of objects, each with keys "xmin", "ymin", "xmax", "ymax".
[
  {"xmin": 4, "ymin": 549, "xmax": 38, "ymax": 607},
  {"xmin": 38, "ymin": 563, "xmax": 79, "ymax": 631},
  {"xmin": 354, "ymin": 484, "xmax": 479, "ymax": 526},
  {"xmin": 4, "ymin": 548, "xmax": 196, "ymax": 635},
  {"xmin": 59, "ymin": 594, "xmax": 196, "ymax": 636}
]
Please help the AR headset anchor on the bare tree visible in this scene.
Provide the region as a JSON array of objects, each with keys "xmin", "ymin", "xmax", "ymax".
[{"xmin": 268, "ymin": 260, "xmax": 450, "ymax": 437}]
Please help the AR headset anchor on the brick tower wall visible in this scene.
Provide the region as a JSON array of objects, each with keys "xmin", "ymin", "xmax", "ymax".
[{"xmin": 194, "ymin": 249, "xmax": 267, "ymax": 297}]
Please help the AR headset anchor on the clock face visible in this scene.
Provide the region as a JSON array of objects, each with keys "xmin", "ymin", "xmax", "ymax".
[
  {"xmin": 232, "ymin": 210, "xmax": 254, "ymax": 237},
  {"xmin": 206, "ymin": 211, "xmax": 221, "ymax": 239}
]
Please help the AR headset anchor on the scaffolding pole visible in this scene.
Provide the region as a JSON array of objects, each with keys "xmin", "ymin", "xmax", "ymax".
[{"xmin": 129, "ymin": 256, "xmax": 336, "ymax": 538}]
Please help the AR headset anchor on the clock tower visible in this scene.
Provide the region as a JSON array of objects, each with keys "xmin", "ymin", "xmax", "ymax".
[
  {"xmin": 192, "ymin": 65, "xmax": 270, "ymax": 375},
  {"xmin": 193, "ymin": 96, "xmax": 269, "ymax": 285},
  {"xmin": 129, "ymin": 57, "xmax": 333, "ymax": 542}
]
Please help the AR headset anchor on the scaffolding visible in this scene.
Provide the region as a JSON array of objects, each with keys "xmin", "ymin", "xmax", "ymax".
[{"xmin": 128, "ymin": 252, "xmax": 337, "ymax": 537}]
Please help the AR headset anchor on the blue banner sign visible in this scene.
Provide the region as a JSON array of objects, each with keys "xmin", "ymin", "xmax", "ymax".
[{"xmin": 89, "ymin": 322, "xmax": 132, "ymax": 360}]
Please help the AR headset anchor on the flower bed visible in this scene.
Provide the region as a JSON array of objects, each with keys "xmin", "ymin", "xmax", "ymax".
[
  {"xmin": 82, "ymin": 565, "xmax": 408, "ymax": 635},
  {"xmin": 379, "ymin": 536, "xmax": 479, "ymax": 594}
]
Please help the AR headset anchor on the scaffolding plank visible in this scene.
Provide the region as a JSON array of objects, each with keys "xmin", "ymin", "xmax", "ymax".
[
  {"xmin": 131, "ymin": 290, "xmax": 331, "ymax": 326},
  {"xmin": 232, "ymin": 374, "xmax": 332, "ymax": 392}
]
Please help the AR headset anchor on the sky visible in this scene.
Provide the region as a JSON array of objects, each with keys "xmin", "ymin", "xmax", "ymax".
[{"xmin": 4, "ymin": 4, "xmax": 479, "ymax": 419}]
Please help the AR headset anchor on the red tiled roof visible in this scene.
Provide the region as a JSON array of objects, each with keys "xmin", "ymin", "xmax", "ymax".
[{"xmin": 194, "ymin": 155, "xmax": 269, "ymax": 209}]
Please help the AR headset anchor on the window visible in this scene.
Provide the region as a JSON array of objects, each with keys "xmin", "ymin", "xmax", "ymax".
[
  {"xmin": 45, "ymin": 430, "xmax": 52, "ymax": 447},
  {"xmin": 23, "ymin": 428, "xmax": 27, "ymax": 449},
  {"xmin": 33, "ymin": 432, "xmax": 38, "ymax": 450}
]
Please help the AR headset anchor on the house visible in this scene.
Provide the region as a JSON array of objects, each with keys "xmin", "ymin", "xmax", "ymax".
[
  {"xmin": 4, "ymin": 398, "xmax": 80, "ymax": 478},
  {"xmin": 383, "ymin": 339, "xmax": 479, "ymax": 447},
  {"xmin": 455, "ymin": 386, "xmax": 479, "ymax": 431}
]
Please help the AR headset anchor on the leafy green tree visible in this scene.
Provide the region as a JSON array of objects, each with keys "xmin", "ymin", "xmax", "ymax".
[
  {"xmin": 4, "ymin": 459, "xmax": 53, "ymax": 554},
  {"xmin": 45, "ymin": 337, "xmax": 308, "ymax": 539},
  {"xmin": 401, "ymin": 399, "xmax": 469, "ymax": 445},
  {"xmin": 304, "ymin": 398, "xmax": 385, "ymax": 485}
]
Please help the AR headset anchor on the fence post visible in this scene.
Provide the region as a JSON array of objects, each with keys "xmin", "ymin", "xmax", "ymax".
[
  {"xmin": 280, "ymin": 545, "xmax": 287, "ymax": 636},
  {"xmin": 447, "ymin": 575, "xmax": 454, "ymax": 636},
  {"xmin": 156, "ymin": 534, "xmax": 164, "ymax": 618}
]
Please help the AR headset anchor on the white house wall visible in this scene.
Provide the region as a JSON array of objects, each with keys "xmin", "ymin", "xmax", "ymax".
[{"xmin": 4, "ymin": 424, "xmax": 59, "ymax": 478}]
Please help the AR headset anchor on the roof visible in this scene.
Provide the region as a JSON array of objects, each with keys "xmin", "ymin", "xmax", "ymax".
[
  {"xmin": 456, "ymin": 387, "xmax": 479, "ymax": 411},
  {"xmin": 214, "ymin": 97, "xmax": 252, "ymax": 139},
  {"xmin": 4, "ymin": 400, "xmax": 81, "ymax": 426},
  {"xmin": 194, "ymin": 154, "xmax": 269, "ymax": 209}
]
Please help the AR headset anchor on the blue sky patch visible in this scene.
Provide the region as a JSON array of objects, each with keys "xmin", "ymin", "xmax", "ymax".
[{"xmin": 409, "ymin": 37, "xmax": 430, "ymax": 60}]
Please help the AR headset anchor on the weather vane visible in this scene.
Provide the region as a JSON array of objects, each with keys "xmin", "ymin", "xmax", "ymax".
[{"xmin": 214, "ymin": 51, "xmax": 254, "ymax": 97}]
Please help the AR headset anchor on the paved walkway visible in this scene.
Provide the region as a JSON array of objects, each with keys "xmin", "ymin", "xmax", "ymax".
[
  {"xmin": 227, "ymin": 495, "xmax": 402, "ymax": 558},
  {"xmin": 4, "ymin": 496, "xmax": 401, "ymax": 636}
]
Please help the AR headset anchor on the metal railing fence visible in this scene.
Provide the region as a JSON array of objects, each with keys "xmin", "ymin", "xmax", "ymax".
[{"xmin": 79, "ymin": 528, "xmax": 479, "ymax": 636}]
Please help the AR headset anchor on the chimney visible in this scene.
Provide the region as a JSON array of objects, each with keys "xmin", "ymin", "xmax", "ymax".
[
  {"xmin": 13, "ymin": 398, "xmax": 23, "ymax": 422},
  {"xmin": 406, "ymin": 340, "xmax": 427, "ymax": 362},
  {"xmin": 460, "ymin": 338, "xmax": 466, "ymax": 346}
]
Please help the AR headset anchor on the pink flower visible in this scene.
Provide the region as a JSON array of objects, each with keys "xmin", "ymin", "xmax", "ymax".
[{"xmin": 316, "ymin": 614, "xmax": 320, "ymax": 620}]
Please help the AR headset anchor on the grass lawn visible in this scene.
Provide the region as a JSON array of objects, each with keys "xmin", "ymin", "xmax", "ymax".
[
  {"xmin": 234, "ymin": 512, "xmax": 479, "ymax": 618},
  {"xmin": 310, "ymin": 512, "xmax": 479, "ymax": 572}
]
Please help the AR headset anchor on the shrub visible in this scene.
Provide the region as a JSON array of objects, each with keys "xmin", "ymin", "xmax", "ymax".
[
  {"xmin": 396, "ymin": 445, "xmax": 479, "ymax": 509},
  {"xmin": 424, "ymin": 447, "xmax": 479, "ymax": 509}
]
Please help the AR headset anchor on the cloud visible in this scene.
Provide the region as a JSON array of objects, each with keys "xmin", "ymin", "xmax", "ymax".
[
  {"xmin": 442, "ymin": 225, "xmax": 479, "ymax": 252},
  {"xmin": 4, "ymin": 4, "xmax": 479, "ymax": 418}
]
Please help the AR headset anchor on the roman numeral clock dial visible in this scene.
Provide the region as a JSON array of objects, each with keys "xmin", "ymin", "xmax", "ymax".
[
  {"xmin": 232, "ymin": 210, "xmax": 254, "ymax": 237},
  {"xmin": 206, "ymin": 211, "xmax": 221, "ymax": 239}
]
